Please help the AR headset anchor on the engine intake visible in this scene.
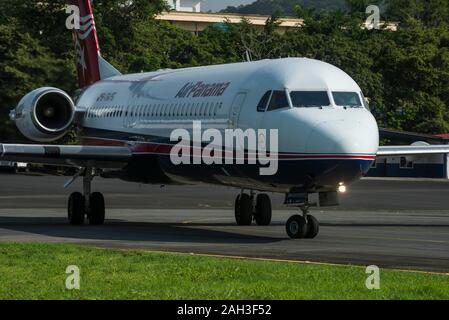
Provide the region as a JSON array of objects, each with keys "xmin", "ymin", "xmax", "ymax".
[{"xmin": 11, "ymin": 87, "xmax": 75, "ymax": 142}]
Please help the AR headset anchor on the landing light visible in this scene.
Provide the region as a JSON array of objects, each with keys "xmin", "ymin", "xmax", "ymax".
[{"xmin": 338, "ymin": 183, "xmax": 347, "ymax": 193}]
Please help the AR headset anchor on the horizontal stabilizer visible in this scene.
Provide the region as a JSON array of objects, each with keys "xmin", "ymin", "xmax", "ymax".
[{"xmin": 99, "ymin": 55, "xmax": 122, "ymax": 79}]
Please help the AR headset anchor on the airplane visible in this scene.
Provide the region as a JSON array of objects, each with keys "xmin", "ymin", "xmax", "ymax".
[{"xmin": 2, "ymin": 0, "xmax": 449, "ymax": 239}]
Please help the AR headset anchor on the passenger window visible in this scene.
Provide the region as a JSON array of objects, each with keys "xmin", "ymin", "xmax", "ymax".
[
  {"xmin": 267, "ymin": 91, "xmax": 289, "ymax": 111},
  {"xmin": 208, "ymin": 103, "xmax": 212, "ymax": 116},
  {"xmin": 194, "ymin": 103, "xmax": 200, "ymax": 117},
  {"xmin": 200, "ymin": 103, "xmax": 205, "ymax": 117},
  {"xmin": 290, "ymin": 91, "xmax": 330, "ymax": 108},
  {"xmin": 213, "ymin": 103, "xmax": 219, "ymax": 117},
  {"xmin": 257, "ymin": 91, "xmax": 271, "ymax": 112}
]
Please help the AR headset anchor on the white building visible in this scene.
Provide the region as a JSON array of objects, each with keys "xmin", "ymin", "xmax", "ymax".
[{"xmin": 166, "ymin": 0, "xmax": 202, "ymax": 12}]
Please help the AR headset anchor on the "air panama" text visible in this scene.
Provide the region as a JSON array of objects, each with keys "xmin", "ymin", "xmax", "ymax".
[{"xmin": 175, "ymin": 81, "xmax": 230, "ymax": 98}]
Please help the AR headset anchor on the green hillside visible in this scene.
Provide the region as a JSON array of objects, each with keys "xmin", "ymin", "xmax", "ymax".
[{"xmin": 221, "ymin": 0, "xmax": 348, "ymax": 16}]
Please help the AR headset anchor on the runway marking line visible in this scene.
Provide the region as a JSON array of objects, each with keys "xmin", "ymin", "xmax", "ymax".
[{"xmin": 99, "ymin": 246, "xmax": 449, "ymax": 277}]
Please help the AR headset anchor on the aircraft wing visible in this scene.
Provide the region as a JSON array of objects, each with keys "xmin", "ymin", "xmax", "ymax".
[
  {"xmin": 0, "ymin": 144, "xmax": 131, "ymax": 169},
  {"xmin": 377, "ymin": 145, "xmax": 449, "ymax": 157}
]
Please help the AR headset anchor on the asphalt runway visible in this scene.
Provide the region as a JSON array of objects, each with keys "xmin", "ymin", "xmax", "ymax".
[{"xmin": 0, "ymin": 173, "xmax": 449, "ymax": 272}]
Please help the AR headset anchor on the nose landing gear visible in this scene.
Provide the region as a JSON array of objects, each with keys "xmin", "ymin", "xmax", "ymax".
[
  {"xmin": 285, "ymin": 206, "xmax": 319, "ymax": 239},
  {"xmin": 284, "ymin": 193, "xmax": 320, "ymax": 239}
]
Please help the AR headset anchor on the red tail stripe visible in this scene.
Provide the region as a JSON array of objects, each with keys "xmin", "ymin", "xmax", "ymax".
[{"xmin": 66, "ymin": 0, "xmax": 101, "ymax": 88}]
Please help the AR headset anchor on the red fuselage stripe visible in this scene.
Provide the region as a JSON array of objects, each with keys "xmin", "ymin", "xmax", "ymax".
[{"xmin": 81, "ymin": 137, "xmax": 377, "ymax": 160}]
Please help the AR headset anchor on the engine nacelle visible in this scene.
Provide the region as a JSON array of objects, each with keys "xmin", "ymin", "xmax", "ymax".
[{"xmin": 10, "ymin": 87, "xmax": 75, "ymax": 142}]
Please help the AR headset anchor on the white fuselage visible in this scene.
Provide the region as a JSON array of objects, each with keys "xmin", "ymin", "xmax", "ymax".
[{"xmin": 76, "ymin": 58, "xmax": 380, "ymax": 193}]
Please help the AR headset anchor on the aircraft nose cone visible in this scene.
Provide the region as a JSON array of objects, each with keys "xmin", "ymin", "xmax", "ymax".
[{"xmin": 305, "ymin": 116, "xmax": 379, "ymax": 155}]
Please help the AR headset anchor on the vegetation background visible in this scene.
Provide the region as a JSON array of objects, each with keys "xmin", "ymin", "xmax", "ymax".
[{"xmin": 0, "ymin": 0, "xmax": 448, "ymax": 141}]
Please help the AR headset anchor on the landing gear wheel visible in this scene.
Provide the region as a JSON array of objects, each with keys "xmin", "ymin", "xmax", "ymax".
[
  {"xmin": 235, "ymin": 193, "xmax": 253, "ymax": 226},
  {"xmin": 286, "ymin": 215, "xmax": 307, "ymax": 239},
  {"xmin": 68, "ymin": 192, "xmax": 85, "ymax": 225},
  {"xmin": 255, "ymin": 194, "xmax": 272, "ymax": 226},
  {"xmin": 88, "ymin": 192, "xmax": 105, "ymax": 225},
  {"xmin": 305, "ymin": 215, "xmax": 319, "ymax": 239}
]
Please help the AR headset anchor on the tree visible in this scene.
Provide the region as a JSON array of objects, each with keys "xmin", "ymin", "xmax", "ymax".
[
  {"xmin": 386, "ymin": 0, "xmax": 449, "ymax": 27},
  {"xmin": 222, "ymin": 0, "xmax": 348, "ymax": 16},
  {"xmin": 0, "ymin": 0, "xmax": 171, "ymax": 141},
  {"xmin": 0, "ymin": 22, "xmax": 74, "ymax": 141},
  {"xmin": 1, "ymin": 0, "xmax": 448, "ymax": 140}
]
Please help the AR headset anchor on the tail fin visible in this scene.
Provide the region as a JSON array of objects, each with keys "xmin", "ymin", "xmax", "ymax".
[{"xmin": 66, "ymin": 0, "xmax": 121, "ymax": 88}]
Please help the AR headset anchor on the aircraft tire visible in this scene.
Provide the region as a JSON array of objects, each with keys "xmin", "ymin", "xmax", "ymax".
[
  {"xmin": 235, "ymin": 193, "xmax": 253, "ymax": 226},
  {"xmin": 305, "ymin": 215, "xmax": 319, "ymax": 239},
  {"xmin": 88, "ymin": 192, "xmax": 105, "ymax": 225},
  {"xmin": 286, "ymin": 215, "xmax": 307, "ymax": 239},
  {"xmin": 255, "ymin": 194, "xmax": 272, "ymax": 226},
  {"xmin": 68, "ymin": 192, "xmax": 85, "ymax": 225}
]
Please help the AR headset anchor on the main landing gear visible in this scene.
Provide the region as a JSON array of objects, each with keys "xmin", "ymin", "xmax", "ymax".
[
  {"xmin": 234, "ymin": 191, "xmax": 272, "ymax": 226},
  {"xmin": 67, "ymin": 168, "xmax": 105, "ymax": 225}
]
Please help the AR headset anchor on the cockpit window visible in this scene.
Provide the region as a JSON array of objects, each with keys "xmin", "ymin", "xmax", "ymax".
[
  {"xmin": 332, "ymin": 92, "xmax": 362, "ymax": 108},
  {"xmin": 257, "ymin": 91, "xmax": 271, "ymax": 112},
  {"xmin": 361, "ymin": 92, "xmax": 370, "ymax": 110},
  {"xmin": 267, "ymin": 91, "xmax": 289, "ymax": 111},
  {"xmin": 290, "ymin": 91, "xmax": 330, "ymax": 108}
]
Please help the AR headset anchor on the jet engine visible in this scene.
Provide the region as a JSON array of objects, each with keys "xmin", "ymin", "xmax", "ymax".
[{"xmin": 10, "ymin": 87, "xmax": 75, "ymax": 142}]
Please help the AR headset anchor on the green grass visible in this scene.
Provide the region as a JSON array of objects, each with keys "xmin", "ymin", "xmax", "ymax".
[{"xmin": 0, "ymin": 243, "xmax": 448, "ymax": 299}]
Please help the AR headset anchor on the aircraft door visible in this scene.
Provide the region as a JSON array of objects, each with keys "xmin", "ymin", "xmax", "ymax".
[
  {"xmin": 229, "ymin": 92, "xmax": 247, "ymax": 129},
  {"xmin": 123, "ymin": 94, "xmax": 136, "ymax": 128}
]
